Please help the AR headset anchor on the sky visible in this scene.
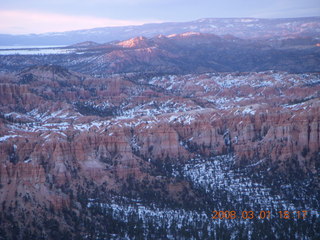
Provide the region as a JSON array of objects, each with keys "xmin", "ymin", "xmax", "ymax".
[{"xmin": 0, "ymin": 0, "xmax": 319, "ymax": 34}]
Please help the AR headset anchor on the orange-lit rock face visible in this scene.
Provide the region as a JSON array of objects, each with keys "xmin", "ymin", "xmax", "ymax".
[
  {"xmin": 117, "ymin": 36, "xmax": 151, "ymax": 48},
  {"xmin": 0, "ymin": 68, "xmax": 319, "ymax": 213},
  {"xmin": 0, "ymin": 18, "xmax": 319, "ymax": 239},
  {"xmin": 0, "ymin": 162, "xmax": 45, "ymax": 186}
]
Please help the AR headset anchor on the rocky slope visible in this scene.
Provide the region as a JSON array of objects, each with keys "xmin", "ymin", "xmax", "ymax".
[
  {"xmin": 1, "ymin": 31, "xmax": 320, "ymax": 76},
  {"xmin": 0, "ymin": 66, "xmax": 319, "ymax": 239}
]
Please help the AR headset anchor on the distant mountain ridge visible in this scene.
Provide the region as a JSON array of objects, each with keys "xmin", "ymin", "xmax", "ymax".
[
  {"xmin": 1, "ymin": 31, "xmax": 319, "ymax": 75},
  {"xmin": 0, "ymin": 17, "xmax": 319, "ymax": 46}
]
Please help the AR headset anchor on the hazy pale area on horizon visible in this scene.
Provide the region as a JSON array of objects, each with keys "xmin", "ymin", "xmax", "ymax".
[{"xmin": 0, "ymin": 0, "xmax": 319, "ymax": 34}]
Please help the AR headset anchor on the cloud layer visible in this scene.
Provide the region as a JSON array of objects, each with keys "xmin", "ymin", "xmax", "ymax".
[{"xmin": 0, "ymin": 10, "xmax": 150, "ymax": 34}]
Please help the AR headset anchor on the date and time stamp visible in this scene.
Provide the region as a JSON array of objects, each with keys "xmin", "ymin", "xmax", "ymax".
[{"xmin": 211, "ymin": 210, "xmax": 309, "ymax": 220}]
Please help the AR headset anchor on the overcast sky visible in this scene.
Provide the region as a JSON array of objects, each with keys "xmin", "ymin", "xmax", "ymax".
[{"xmin": 0, "ymin": 0, "xmax": 319, "ymax": 34}]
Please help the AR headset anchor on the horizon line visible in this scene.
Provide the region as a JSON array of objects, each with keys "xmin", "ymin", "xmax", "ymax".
[{"xmin": 1, "ymin": 16, "xmax": 320, "ymax": 36}]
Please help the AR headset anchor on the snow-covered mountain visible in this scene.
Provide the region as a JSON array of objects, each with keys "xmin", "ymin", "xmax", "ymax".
[
  {"xmin": 0, "ymin": 17, "xmax": 319, "ymax": 239},
  {"xmin": 1, "ymin": 31, "xmax": 320, "ymax": 76},
  {"xmin": 0, "ymin": 65, "xmax": 319, "ymax": 239},
  {"xmin": 0, "ymin": 17, "xmax": 319, "ymax": 46}
]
